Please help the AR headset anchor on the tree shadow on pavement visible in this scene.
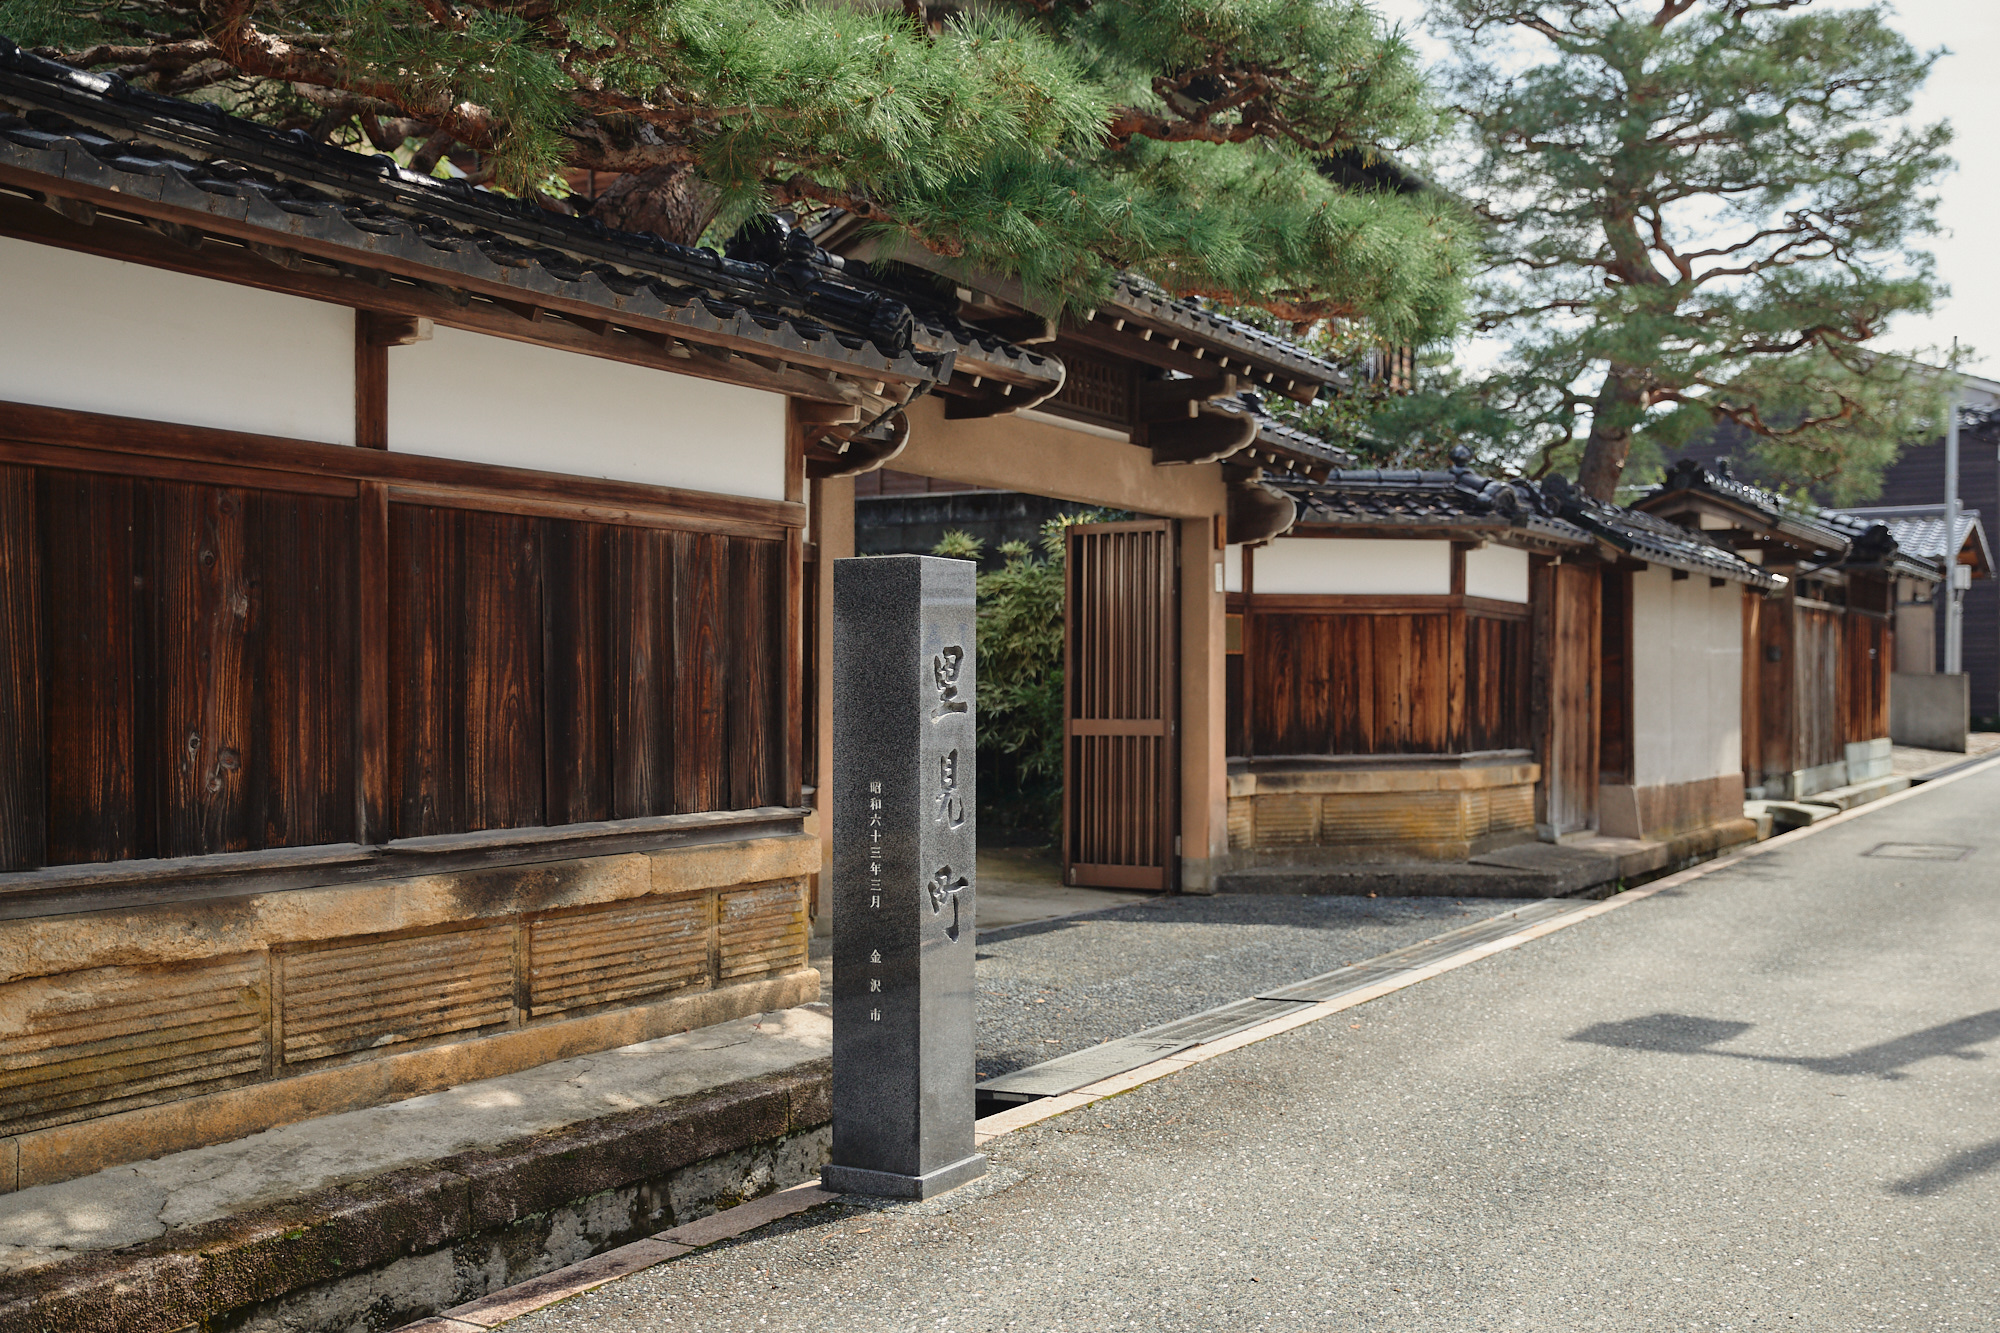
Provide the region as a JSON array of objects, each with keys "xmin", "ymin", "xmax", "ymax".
[
  {"xmin": 1572, "ymin": 1010, "xmax": 2000, "ymax": 1196},
  {"xmin": 1568, "ymin": 1008, "xmax": 2000, "ymax": 1079},
  {"xmin": 1891, "ymin": 1138, "xmax": 2000, "ymax": 1196}
]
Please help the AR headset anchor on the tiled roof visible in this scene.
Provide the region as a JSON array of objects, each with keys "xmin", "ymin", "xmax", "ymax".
[
  {"xmin": 722, "ymin": 217, "xmax": 1062, "ymax": 398},
  {"xmin": 1107, "ymin": 275, "xmax": 1348, "ymax": 391},
  {"xmin": 1277, "ymin": 451, "xmax": 1592, "ymax": 546},
  {"xmin": 1207, "ymin": 393, "xmax": 1357, "ymax": 476},
  {"xmin": 0, "ymin": 38, "xmax": 955, "ymax": 389},
  {"xmin": 1646, "ymin": 459, "xmax": 1855, "ymax": 554},
  {"xmin": 1546, "ymin": 475, "xmax": 1785, "ymax": 588},
  {"xmin": 1826, "ymin": 504, "xmax": 1993, "ymax": 577}
]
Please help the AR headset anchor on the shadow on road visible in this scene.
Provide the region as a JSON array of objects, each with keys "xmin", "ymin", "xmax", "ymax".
[
  {"xmin": 1568, "ymin": 1008, "xmax": 2000, "ymax": 1079},
  {"xmin": 1891, "ymin": 1138, "xmax": 2000, "ymax": 1196},
  {"xmin": 1572, "ymin": 1010, "xmax": 2000, "ymax": 1196}
]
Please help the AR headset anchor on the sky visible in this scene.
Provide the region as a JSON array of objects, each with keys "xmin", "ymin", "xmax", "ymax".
[{"xmin": 1368, "ymin": 0, "xmax": 2000, "ymax": 380}]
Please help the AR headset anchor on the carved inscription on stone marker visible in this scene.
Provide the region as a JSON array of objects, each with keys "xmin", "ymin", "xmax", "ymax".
[{"xmin": 825, "ymin": 556, "xmax": 986, "ymax": 1200}]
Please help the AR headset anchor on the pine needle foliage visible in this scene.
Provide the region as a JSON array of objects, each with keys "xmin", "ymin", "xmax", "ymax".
[
  {"xmin": 1408, "ymin": 0, "xmax": 1958, "ymax": 501},
  {"xmin": 4, "ymin": 0, "xmax": 1471, "ymax": 337}
]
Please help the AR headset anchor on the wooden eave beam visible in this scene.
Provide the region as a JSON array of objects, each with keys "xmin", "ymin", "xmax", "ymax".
[
  {"xmin": 1069, "ymin": 311, "xmax": 1321, "ymax": 405},
  {"xmin": 0, "ymin": 166, "xmax": 931, "ymax": 393},
  {"xmin": 1056, "ymin": 320, "xmax": 1319, "ymax": 406}
]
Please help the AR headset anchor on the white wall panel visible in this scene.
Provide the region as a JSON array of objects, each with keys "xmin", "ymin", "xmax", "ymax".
[
  {"xmin": 388, "ymin": 326, "xmax": 788, "ymax": 500},
  {"xmin": 1464, "ymin": 544, "xmax": 1530, "ymax": 603},
  {"xmin": 1224, "ymin": 543, "xmax": 1244, "ymax": 593},
  {"xmin": 1251, "ymin": 538, "xmax": 1452, "ymax": 596},
  {"xmin": 1631, "ymin": 567, "xmax": 1743, "ymax": 786},
  {"xmin": 0, "ymin": 235, "xmax": 355, "ymax": 444}
]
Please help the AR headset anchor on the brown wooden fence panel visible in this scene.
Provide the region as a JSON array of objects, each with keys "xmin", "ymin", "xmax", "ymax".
[
  {"xmin": 542, "ymin": 519, "xmax": 612, "ymax": 825},
  {"xmin": 245, "ymin": 489, "xmax": 357, "ymax": 852},
  {"xmin": 4, "ymin": 446, "xmax": 789, "ymax": 871},
  {"xmin": 388, "ymin": 505, "xmax": 546, "ymax": 838},
  {"xmin": 608, "ymin": 526, "xmax": 676, "ymax": 819},
  {"xmin": 1542, "ymin": 563, "xmax": 1600, "ymax": 835},
  {"xmin": 0, "ymin": 465, "xmax": 43, "ymax": 871},
  {"xmin": 674, "ymin": 531, "xmax": 730, "ymax": 815},
  {"xmin": 1843, "ymin": 613, "xmax": 1891, "ymax": 743},
  {"xmin": 1064, "ymin": 521, "xmax": 1176, "ymax": 890},
  {"xmin": 1245, "ymin": 611, "xmax": 1459, "ymax": 756},
  {"xmin": 1794, "ymin": 605, "xmax": 1843, "ymax": 771},
  {"xmin": 41, "ymin": 470, "xmax": 141, "ymax": 865},
  {"xmin": 1466, "ymin": 614, "xmax": 1532, "ymax": 752}
]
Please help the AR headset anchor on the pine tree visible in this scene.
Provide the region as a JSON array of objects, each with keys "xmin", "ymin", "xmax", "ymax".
[
  {"xmin": 1409, "ymin": 0, "xmax": 1955, "ymax": 501},
  {"xmin": 2, "ymin": 0, "xmax": 1471, "ymax": 339}
]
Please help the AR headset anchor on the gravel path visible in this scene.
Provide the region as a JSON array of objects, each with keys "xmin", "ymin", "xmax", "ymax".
[{"xmin": 973, "ymin": 894, "xmax": 1532, "ymax": 1079}]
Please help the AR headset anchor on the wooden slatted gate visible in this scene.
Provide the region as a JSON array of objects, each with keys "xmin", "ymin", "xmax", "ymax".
[{"xmin": 1063, "ymin": 520, "xmax": 1178, "ymax": 889}]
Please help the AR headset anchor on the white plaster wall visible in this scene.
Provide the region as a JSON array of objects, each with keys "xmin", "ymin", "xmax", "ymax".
[
  {"xmin": 1224, "ymin": 543, "xmax": 1244, "ymax": 593},
  {"xmin": 1249, "ymin": 537, "xmax": 1452, "ymax": 596},
  {"xmin": 1630, "ymin": 567, "xmax": 1743, "ymax": 786},
  {"xmin": 1464, "ymin": 544, "xmax": 1530, "ymax": 603},
  {"xmin": 388, "ymin": 326, "xmax": 788, "ymax": 500},
  {"xmin": 0, "ymin": 235, "xmax": 355, "ymax": 444}
]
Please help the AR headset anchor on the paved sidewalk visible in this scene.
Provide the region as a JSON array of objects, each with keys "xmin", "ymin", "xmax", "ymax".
[{"xmin": 502, "ymin": 760, "xmax": 2000, "ymax": 1332}]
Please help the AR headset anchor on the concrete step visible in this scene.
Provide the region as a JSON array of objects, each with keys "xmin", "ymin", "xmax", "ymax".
[
  {"xmin": 1748, "ymin": 798, "xmax": 1843, "ymax": 832},
  {"xmin": 0, "ymin": 1008, "xmax": 833, "ymax": 1333},
  {"xmin": 1806, "ymin": 774, "xmax": 1912, "ymax": 811}
]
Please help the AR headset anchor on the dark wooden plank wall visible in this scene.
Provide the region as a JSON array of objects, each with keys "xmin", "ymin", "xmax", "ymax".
[
  {"xmin": 0, "ymin": 467, "xmax": 45, "ymax": 871},
  {"xmin": 1843, "ymin": 611, "xmax": 1892, "ymax": 744},
  {"xmin": 1243, "ymin": 610, "xmax": 1532, "ymax": 756},
  {"xmin": 388, "ymin": 508, "xmax": 784, "ymax": 839},
  {"xmin": 1465, "ymin": 614, "xmax": 1532, "ymax": 752},
  {"xmin": 18, "ymin": 471, "xmax": 361, "ymax": 868},
  {"xmin": 1741, "ymin": 591, "xmax": 1766, "ymax": 783},
  {"xmin": 1543, "ymin": 563, "xmax": 1601, "ymax": 835},
  {"xmin": 0, "ymin": 463, "xmax": 785, "ymax": 870},
  {"xmin": 1794, "ymin": 605, "xmax": 1844, "ymax": 771},
  {"xmin": 1597, "ymin": 563, "xmax": 1633, "ymax": 784}
]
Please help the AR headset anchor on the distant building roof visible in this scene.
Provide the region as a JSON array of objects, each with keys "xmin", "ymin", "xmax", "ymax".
[
  {"xmin": 1544, "ymin": 475, "xmax": 1786, "ymax": 589},
  {"xmin": 1825, "ymin": 503, "xmax": 1994, "ymax": 577}
]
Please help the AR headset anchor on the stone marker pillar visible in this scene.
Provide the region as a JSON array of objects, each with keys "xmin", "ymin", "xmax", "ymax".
[{"xmin": 822, "ymin": 555, "xmax": 987, "ymax": 1200}]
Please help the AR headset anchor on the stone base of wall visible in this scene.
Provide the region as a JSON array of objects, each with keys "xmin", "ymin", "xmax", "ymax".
[
  {"xmin": 0, "ymin": 831, "xmax": 819, "ymax": 1191},
  {"xmin": 0, "ymin": 1060, "xmax": 832, "ymax": 1333},
  {"xmin": 1225, "ymin": 758, "xmax": 1541, "ymax": 867},
  {"xmin": 1598, "ymin": 773, "xmax": 1745, "ymax": 841}
]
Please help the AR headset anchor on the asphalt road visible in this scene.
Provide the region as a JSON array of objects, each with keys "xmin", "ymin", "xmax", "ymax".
[{"xmin": 509, "ymin": 762, "xmax": 2000, "ymax": 1332}]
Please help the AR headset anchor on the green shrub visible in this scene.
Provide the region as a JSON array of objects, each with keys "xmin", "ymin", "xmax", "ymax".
[{"xmin": 932, "ymin": 512, "xmax": 1123, "ymax": 843}]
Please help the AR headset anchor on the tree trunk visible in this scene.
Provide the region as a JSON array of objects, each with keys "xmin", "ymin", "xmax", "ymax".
[
  {"xmin": 586, "ymin": 164, "xmax": 719, "ymax": 248},
  {"xmin": 1578, "ymin": 366, "xmax": 1649, "ymax": 501}
]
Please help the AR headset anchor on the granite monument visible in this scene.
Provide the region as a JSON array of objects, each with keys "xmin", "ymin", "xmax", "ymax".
[{"xmin": 822, "ymin": 555, "xmax": 988, "ymax": 1199}]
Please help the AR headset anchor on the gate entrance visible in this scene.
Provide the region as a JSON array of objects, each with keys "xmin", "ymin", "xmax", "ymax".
[{"xmin": 1063, "ymin": 520, "xmax": 1178, "ymax": 889}]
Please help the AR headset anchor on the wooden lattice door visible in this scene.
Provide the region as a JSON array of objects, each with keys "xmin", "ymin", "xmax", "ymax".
[{"xmin": 1063, "ymin": 520, "xmax": 1178, "ymax": 889}]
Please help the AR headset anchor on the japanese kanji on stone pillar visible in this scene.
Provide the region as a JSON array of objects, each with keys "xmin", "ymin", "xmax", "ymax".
[{"xmin": 822, "ymin": 555, "xmax": 987, "ymax": 1199}]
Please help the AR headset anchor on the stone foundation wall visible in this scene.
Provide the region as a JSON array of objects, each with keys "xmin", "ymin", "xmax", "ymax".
[
  {"xmin": 0, "ymin": 832, "xmax": 819, "ymax": 1191},
  {"xmin": 1598, "ymin": 773, "xmax": 1746, "ymax": 841},
  {"xmin": 1225, "ymin": 761, "xmax": 1540, "ymax": 866}
]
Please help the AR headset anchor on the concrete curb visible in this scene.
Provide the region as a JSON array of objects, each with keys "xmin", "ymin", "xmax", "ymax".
[{"xmin": 384, "ymin": 749, "xmax": 2000, "ymax": 1331}]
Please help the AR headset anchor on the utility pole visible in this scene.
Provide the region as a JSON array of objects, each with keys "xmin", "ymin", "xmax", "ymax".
[{"xmin": 1944, "ymin": 346, "xmax": 1965, "ymax": 676}]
